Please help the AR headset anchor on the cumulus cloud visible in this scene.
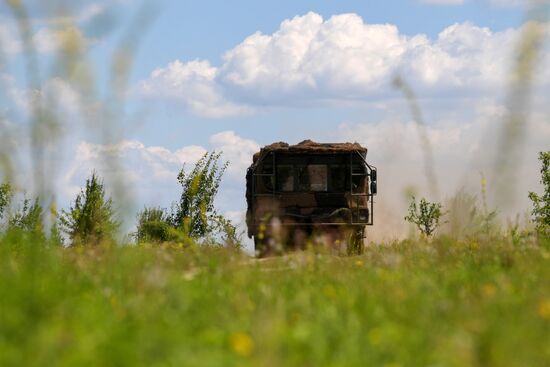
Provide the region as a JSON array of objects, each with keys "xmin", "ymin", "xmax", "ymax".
[
  {"xmin": 61, "ymin": 130, "xmax": 257, "ymax": 205},
  {"xmin": 32, "ymin": 25, "xmax": 90, "ymax": 54},
  {"xmin": 0, "ymin": 20, "xmax": 21, "ymax": 55},
  {"xmin": 0, "ymin": 74, "xmax": 85, "ymax": 125},
  {"xmin": 139, "ymin": 60, "xmax": 253, "ymax": 118},
  {"xmin": 0, "ymin": 19, "xmax": 94, "ymax": 56},
  {"xmin": 139, "ymin": 12, "xmax": 547, "ymax": 117},
  {"xmin": 64, "ymin": 140, "xmax": 206, "ymax": 189},
  {"xmin": 0, "ymin": 1, "xmax": 122, "ymax": 57},
  {"xmin": 209, "ymin": 131, "xmax": 260, "ymax": 176}
]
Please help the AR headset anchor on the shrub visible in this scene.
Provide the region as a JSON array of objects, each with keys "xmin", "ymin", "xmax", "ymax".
[
  {"xmin": 60, "ymin": 172, "xmax": 119, "ymax": 246},
  {"xmin": 0, "ymin": 183, "xmax": 12, "ymax": 221},
  {"xmin": 529, "ymin": 151, "xmax": 550, "ymax": 236},
  {"xmin": 172, "ymin": 152, "xmax": 235, "ymax": 239},
  {"xmin": 135, "ymin": 207, "xmax": 174, "ymax": 243},
  {"xmin": 405, "ymin": 196, "xmax": 445, "ymax": 237},
  {"xmin": 134, "ymin": 152, "xmax": 239, "ymax": 246},
  {"xmin": 211, "ymin": 214, "xmax": 241, "ymax": 248}
]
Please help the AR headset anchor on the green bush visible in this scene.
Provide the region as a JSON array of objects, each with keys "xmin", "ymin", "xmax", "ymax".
[
  {"xmin": 0, "ymin": 183, "xmax": 12, "ymax": 222},
  {"xmin": 405, "ymin": 196, "xmax": 445, "ymax": 237},
  {"xmin": 135, "ymin": 207, "xmax": 174, "ymax": 243},
  {"xmin": 134, "ymin": 152, "xmax": 240, "ymax": 247},
  {"xmin": 529, "ymin": 151, "xmax": 550, "ymax": 236}
]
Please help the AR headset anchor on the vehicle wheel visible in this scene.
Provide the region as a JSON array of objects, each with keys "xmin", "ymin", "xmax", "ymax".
[
  {"xmin": 347, "ymin": 228, "xmax": 365, "ymax": 255},
  {"xmin": 254, "ymin": 236, "xmax": 269, "ymax": 257}
]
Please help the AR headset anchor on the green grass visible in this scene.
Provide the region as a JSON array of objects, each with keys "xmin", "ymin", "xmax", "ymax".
[{"xmin": 1, "ymin": 234, "xmax": 550, "ymax": 367}]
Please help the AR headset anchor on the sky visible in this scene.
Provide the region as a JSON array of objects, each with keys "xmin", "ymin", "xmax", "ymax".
[{"xmin": 1, "ymin": 0, "xmax": 549, "ymax": 248}]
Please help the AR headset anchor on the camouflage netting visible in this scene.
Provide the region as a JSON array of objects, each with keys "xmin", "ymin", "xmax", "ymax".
[{"xmin": 252, "ymin": 140, "xmax": 367, "ymax": 163}]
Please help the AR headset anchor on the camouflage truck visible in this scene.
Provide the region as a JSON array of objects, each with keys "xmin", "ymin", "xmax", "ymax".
[{"xmin": 245, "ymin": 140, "xmax": 377, "ymax": 256}]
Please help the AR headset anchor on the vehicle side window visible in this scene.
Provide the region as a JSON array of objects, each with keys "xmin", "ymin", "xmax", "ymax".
[
  {"xmin": 255, "ymin": 162, "xmax": 274, "ymax": 193},
  {"xmin": 329, "ymin": 165, "xmax": 346, "ymax": 192},
  {"xmin": 295, "ymin": 165, "xmax": 309, "ymax": 192},
  {"xmin": 352, "ymin": 164, "xmax": 367, "ymax": 194},
  {"xmin": 277, "ymin": 165, "xmax": 294, "ymax": 191},
  {"xmin": 308, "ymin": 165, "xmax": 327, "ymax": 192}
]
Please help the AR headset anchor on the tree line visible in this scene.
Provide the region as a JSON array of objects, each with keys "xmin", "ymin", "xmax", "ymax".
[
  {"xmin": 0, "ymin": 152, "xmax": 239, "ymax": 247},
  {"xmin": 0, "ymin": 151, "xmax": 548, "ymax": 246}
]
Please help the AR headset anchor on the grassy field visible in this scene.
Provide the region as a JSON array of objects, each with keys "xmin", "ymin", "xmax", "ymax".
[{"xmin": 1, "ymin": 234, "xmax": 550, "ymax": 367}]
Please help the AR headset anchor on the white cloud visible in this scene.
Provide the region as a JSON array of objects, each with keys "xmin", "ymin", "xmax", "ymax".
[
  {"xmin": 0, "ymin": 20, "xmax": 93, "ymax": 56},
  {"xmin": 32, "ymin": 26, "xmax": 89, "ymax": 54},
  {"xmin": 0, "ymin": 73, "xmax": 27, "ymax": 112},
  {"xmin": 139, "ymin": 60, "xmax": 252, "ymax": 118},
  {"xmin": 140, "ymin": 13, "xmax": 546, "ymax": 117},
  {"xmin": 402, "ymin": 22, "xmax": 518, "ymax": 89},
  {"xmin": 61, "ymin": 131, "xmax": 257, "ymax": 206},
  {"xmin": 0, "ymin": 74, "xmax": 84, "ymax": 124},
  {"xmin": 0, "ymin": 20, "xmax": 21, "ymax": 55},
  {"xmin": 0, "ymin": 1, "xmax": 120, "ymax": 57},
  {"xmin": 65, "ymin": 140, "xmax": 207, "ymax": 187},
  {"xmin": 209, "ymin": 131, "xmax": 259, "ymax": 176}
]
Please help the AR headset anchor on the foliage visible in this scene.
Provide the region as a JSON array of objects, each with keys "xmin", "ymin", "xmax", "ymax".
[
  {"xmin": 8, "ymin": 197, "xmax": 44, "ymax": 237},
  {"xmin": 211, "ymin": 214, "xmax": 242, "ymax": 248},
  {"xmin": 529, "ymin": 151, "xmax": 550, "ymax": 236},
  {"xmin": 48, "ymin": 202, "xmax": 64, "ymax": 246},
  {"xmin": 0, "ymin": 183, "xmax": 12, "ymax": 221},
  {"xmin": 59, "ymin": 172, "xmax": 119, "ymax": 246},
  {"xmin": 172, "ymin": 152, "xmax": 232, "ymax": 238},
  {"xmin": 135, "ymin": 207, "xmax": 178, "ymax": 243},
  {"xmin": 405, "ymin": 196, "xmax": 445, "ymax": 237},
  {"xmin": 133, "ymin": 152, "xmax": 239, "ymax": 247}
]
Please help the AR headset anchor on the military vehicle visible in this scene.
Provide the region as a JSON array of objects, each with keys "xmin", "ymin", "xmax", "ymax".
[{"xmin": 245, "ymin": 140, "xmax": 377, "ymax": 256}]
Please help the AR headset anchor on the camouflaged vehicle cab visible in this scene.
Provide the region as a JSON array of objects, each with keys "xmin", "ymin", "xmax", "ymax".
[{"xmin": 246, "ymin": 140, "xmax": 377, "ymax": 256}]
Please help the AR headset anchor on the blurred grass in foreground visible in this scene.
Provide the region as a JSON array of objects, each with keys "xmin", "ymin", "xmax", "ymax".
[{"xmin": 1, "ymin": 234, "xmax": 549, "ymax": 367}]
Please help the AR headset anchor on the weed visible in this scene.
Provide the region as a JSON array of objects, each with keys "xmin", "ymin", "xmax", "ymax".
[{"xmin": 405, "ymin": 196, "xmax": 445, "ymax": 237}]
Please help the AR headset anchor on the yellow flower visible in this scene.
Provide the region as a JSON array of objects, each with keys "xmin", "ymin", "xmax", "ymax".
[
  {"xmin": 537, "ymin": 299, "xmax": 550, "ymax": 320},
  {"xmin": 230, "ymin": 332, "xmax": 254, "ymax": 357}
]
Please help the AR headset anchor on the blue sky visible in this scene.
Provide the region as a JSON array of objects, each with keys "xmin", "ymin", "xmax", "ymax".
[{"xmin": 1, "ymin": 0, "xmax": 549, "ymax": 244}]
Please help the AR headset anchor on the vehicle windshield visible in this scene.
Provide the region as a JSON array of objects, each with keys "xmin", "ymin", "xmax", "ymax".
[{"xmin": 276, "ymin": 164, "xmax": 344, "ymax": 192}]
